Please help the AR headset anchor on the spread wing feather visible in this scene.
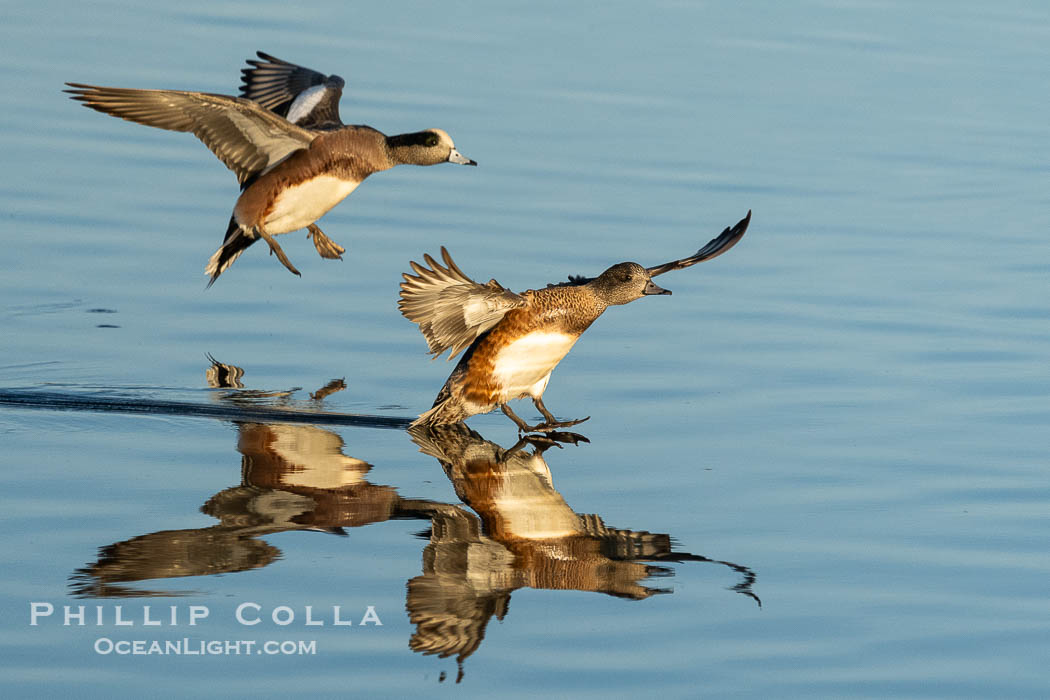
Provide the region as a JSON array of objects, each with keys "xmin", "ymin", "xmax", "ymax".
[
  {"xmin": 239, "ymin": 51, "xmax": 345, "ymax": 130},
  {"xmin": 64, "ymin": 84, "xmax": 316, "ymax": 184},
  {"xmin": 400, "ymin": 248, "xmax": 525, "ymax": 360},
  {"xmin": 547, "ymin": 210, "xmax": 751, "ymax": 287},
  {"xmin": 646, "ymin": 210, "xmax": 751, "ymax": 277}
]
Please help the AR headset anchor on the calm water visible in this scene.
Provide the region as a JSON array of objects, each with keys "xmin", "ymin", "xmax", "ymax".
[{"xmin": 2, "ymin": 1, "xmax": 1049, "ymax": 697}]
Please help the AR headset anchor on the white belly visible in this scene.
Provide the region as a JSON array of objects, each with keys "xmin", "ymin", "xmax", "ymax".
[
  {"xmin": 492, "ymin": 331, "xmax": 578, "ymax": 400},
  {"xmin": 263, "ymin": 175, "xmax": 359, "ymax": 234}
]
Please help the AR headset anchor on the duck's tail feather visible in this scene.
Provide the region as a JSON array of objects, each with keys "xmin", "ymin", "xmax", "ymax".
[
  {"xmin": 206, "ymin": 217, "xmax": 257, "ymax": 287},
  {"xmin": 410, "ymin": 383, "xmax": 476, "ymax": 428}
]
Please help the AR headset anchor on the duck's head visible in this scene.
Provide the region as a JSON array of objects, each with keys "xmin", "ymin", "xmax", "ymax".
[
  {"xmin": 388, "ymin": 128, "xmax": 477, "ymax": 166},
  {"xmin": 591, "ymin": 262, "xmax": 669, "ymax": 306}
]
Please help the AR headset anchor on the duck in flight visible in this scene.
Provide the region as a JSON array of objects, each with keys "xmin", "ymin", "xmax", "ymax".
[
  {"xmin": 399, "ymin": 211, "xmax": 751, "ymax": 432},
  {"xmin": 65, "ymin": 52, "xmax": 476, "ymax": 285}
]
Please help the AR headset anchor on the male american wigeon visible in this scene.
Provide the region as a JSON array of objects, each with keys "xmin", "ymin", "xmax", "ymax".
[
  {"xmin": 65, "ymin": 52, "xmax": 476, "ymax": 285},
  {"xmin": 400, "ymin": 211, "xmax": 751, "ymax": 431}
]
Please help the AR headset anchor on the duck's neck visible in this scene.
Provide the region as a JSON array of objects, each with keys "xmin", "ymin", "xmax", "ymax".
[
  {"xmin": 533, "ymin": 286, "xmax": 609, "ymax": 334},
  {"xmin": 384, "ymin": 131, "xmax": 434, "ymax": 166}
]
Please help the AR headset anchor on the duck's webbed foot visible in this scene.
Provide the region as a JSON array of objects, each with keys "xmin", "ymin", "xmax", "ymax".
[
  {"xmin": 256, "ymin": 228, "xmax": 301, "ymax": 276},
  {"xmin": 307, "ymin": 223, "xmax": 345, "ymax": 260},
  {"xmin": 532, "ymin": 397, "xmax": 590, "ymax": 431},
  {"xmin": 500, "ymin": 400, "xmax": 590, "ymax": 434}
]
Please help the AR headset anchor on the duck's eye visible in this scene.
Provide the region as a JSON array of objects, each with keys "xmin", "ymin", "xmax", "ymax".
[{"xmin": 425, "ymin": 135, "xmax": 439, "ymax": 147}]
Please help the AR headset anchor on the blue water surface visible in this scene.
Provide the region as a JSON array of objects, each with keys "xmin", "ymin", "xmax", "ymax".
[{"xmin": 1, "ymin": 1, "xmax": 1048, "ymax": 698}]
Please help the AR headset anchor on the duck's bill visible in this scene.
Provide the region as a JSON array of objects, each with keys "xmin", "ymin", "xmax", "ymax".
[
  {"xmin": 644, "ymin": 280, "xmax": 671, "ymax": 295},
  {"xmin": 448, "ymin": 149, "xmax": 477, "ymax": 165}
]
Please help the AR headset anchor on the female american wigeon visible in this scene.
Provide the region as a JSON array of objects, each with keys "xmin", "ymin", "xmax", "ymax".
[
  {"xmin": 400, "ymin": 211, "xmax": 751, "ymax": 431},
  {"xmin": 65, "ymin": 52, "xmax": 476, "ymax": 285}
]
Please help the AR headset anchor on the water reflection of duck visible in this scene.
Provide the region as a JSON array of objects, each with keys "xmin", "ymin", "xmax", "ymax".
[
  {"xmin": 406, "ymin": 423, "xmax": 759, "ymax": 682},
  {"xmin": 399, "ymin": 212, "xmax": 750, "ymax": 431},
  {"xmin": 71, "ymin": 359, "xmax": 757, "ymax": 686},
  {"xmin": 70, "ymin": 365, "xmax": 438, "ymax": 596},
  {"xmin": 69, "ymin": 413, "xmax": 446, "ymax": 596}
]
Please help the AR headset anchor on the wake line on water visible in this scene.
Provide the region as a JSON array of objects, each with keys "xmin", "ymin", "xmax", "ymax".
[{"xmin": 0, "ymin": 389, "xmax": 413, "ymax": 430}]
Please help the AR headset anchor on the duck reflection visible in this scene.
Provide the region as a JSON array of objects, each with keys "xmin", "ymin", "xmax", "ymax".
[
  {"xmin": 70, "ymin": 358, "xmax": 758, "ymax": 682},
  {"xmin": 70, "ymin": 359, "xmax": 440, "ymax": 597},
  {"xmin": 406, "ymin": 424, "xmax": 759, "ymax": 681}
]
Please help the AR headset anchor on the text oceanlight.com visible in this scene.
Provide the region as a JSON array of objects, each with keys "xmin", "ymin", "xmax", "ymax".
[
  {"xmin": 30, "ymin": 602, "xmax": 383, "ymax": 656},
  {"xmin": 94, "ymin": 638, "xmax": 317, "ymax": 656}
]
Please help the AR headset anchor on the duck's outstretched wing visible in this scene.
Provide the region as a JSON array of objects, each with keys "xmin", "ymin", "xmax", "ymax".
[
  {"xmin": 400, "ymin": 248, "xmax": 526, "ymax": 360},
  {"xmin": 548, "ymin": 211, "xmax": 751, "ymax": 287},
  {"xmin": 65, "ymin": 83, "xmax": 315, "ymax": 185},
  {"xmin": 240, "ymin": 51, "xmax": 345, "ymax": 130},
  {"xmin": 646, "ymin": 210, "xmax": 751, "ymax": 277}
]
